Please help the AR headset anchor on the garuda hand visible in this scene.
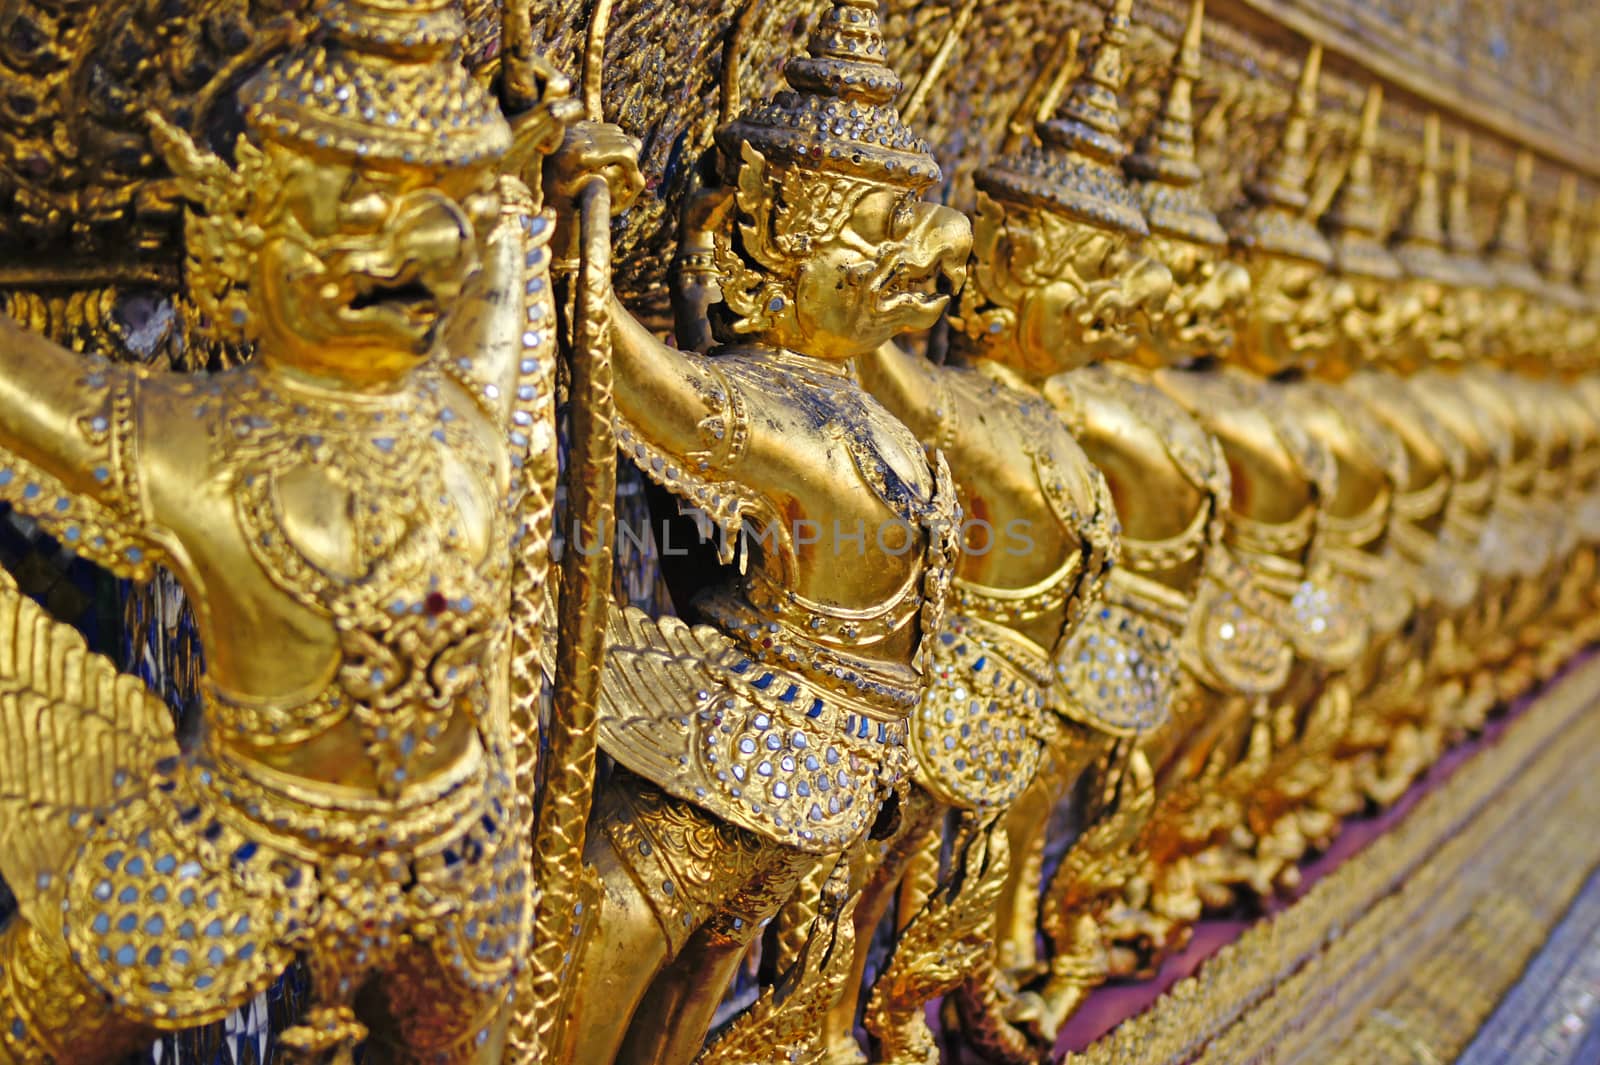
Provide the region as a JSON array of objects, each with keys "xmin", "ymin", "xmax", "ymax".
[
  {"xmin": 544, "ymin": 121, "xmax": 646, "ymax": 263},
  {"xmin": 503, "ymin": 53, "xmax": 584, "ymax": 201}
]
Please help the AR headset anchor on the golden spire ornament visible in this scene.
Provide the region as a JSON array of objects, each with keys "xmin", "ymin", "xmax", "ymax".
[
  {"xmin": 1123, "ymin": 0, "xmax": 1252, "ymax": 365},
  {"xmin": 1541, "ymin": 174, "xmax": 1584, "ymax": 299},
  {"xmin": 716, "ymin": 0, "xmax": 941, "ymax": 191},
  {"xmin": 1226, "ymin": 44, "xmax": 1332, "ymax": 267},
  {"xmin": 1488, "ymin": 150, "xmax": 1545, "ymax": 295},
  {"xmin": 1445, "ymin": 137, "xmax": 1478, "ymax": 257},
  {"xmin": 1444, "ymin": 134, "xmax": 1497, "ymax": 289},
  {"xmin": 1219, "ymin": 42, "xmax": 1355, "ymax": 377},
  {"xmin": 1478, "ymin": 149, "xmax": 1548, "ymax": 373},
  {"xmin": 1318, "ymin": 85, "xmax": 1419, "ymax": 377},
  {"xmin": 1387, "ymin": 115, "xmax": 1480, "ymax": 371},
  {"xmin": 978, "ymin": 0, "xmax": 1148, "ymax": 236},
  {"xmin": 0, "ymin": 0, "xmax": 569, "ymax": 1060},
  {"xmin": 1392, "ymin": 115, "xmax": 1463, "ymax": 286},
  {"xmin": 1322, "ymin": 86, "xmax": 1403, "ymax": 284},
  {"xmin": 1126, "ymin": 0, "xmax": 1226, "ymax": 249},
  {"xmin": 247, "ymin": 0, "xmax": 510, "ymax": 166}
]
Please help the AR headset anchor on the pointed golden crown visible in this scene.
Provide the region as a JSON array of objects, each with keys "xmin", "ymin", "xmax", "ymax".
[
  {"xmin": 976, "ymin": 0, "xmax": 1148, "ymax": 236},
  {"xmin": 241, "ymin": 0, "xmax": 511, "ymax": 169},
  {"xmin": 1124, "ymin": 0, "xmax": 1226, "ymax": 247},
  {"xmin": 1321, "ymin": 86, "xmax": 1402, "ymax": 280},
  {"xmin": 1444, "ymin": 134, "xmax": 1498, "ymax": 289},
  {"xmin": 1392, "ymin": 116, "xmax": 1484, "ymax": 290},
  {"xmin": 1582, "ymin": 198, "xmax": 1600, "ymax": 301},
  {"xmin": 1225, "ymin": 44, "xmax": 1333, "ymax": 265},
  {"xmin": 1391, "ymin": 115, "xmax": 1447, "ymax": 271},
  {"xmin": 717, "ymin": 0, "xmax": 941, "ymax": 190},
  {"xmin": 1541, "ymin": 175, "xmax": 1582, "ymax": 285},
  {"xmin": 1487, "ymin": 150, "xmax": 1545, "ymax": 294},
  {"xmin": 1533, "ymin": 174, "xmax": 1590, "ymax": 317}
]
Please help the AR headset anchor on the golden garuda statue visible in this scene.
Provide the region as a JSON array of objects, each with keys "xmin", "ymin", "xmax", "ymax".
[
  {"xmin": 0, "ymin": 0, "xmax": 1597, "ymax": 1063},
  {"xmin": 0, "ymin": 0, "xmax": 567, "ymax": 1060},
  {"xmin": 544, "ymin": 2, "xmax": 968, "ymax": 1060}
]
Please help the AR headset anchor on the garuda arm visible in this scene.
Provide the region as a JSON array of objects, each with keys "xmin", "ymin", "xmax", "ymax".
[
  {"xmin": 437, "ymin": 176, "xmax": 558, "ymax": 457},
  {"xmin": 0, "ymin": 316, "xmax": 172, "ymax": 581},
  {"xmin": 855, "ymin": 340, "xmax": 954, "ymax": 445},
  {"xmin": 611, "ymin": 295, "xmax": 744, "ymax": 467},
  {"xmin": 0, "ymin": 320, "xmax": 181, "ymax": 927}
]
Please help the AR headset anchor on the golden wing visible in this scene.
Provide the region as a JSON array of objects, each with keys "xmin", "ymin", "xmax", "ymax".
[
  {"xmin": 596, "ymin": 603, "xmax": 738, "ymax": 793},
  {"xmin": 599, "ymin": 603, "xmax": 892, "ymax": 851},
  {"xmin": 0, "ymin": 567, "xmax": 179, "ymax": 929}
]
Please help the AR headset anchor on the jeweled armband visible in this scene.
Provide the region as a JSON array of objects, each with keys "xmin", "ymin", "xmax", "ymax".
[{"xmin": 0, "ymin": 363, "xmax": 167, "ymax": 580}]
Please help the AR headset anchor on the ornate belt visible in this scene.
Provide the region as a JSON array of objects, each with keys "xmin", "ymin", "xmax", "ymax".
[{"xmin": 911, "ymin": 614, "xmax": 1050, "ymax": 811}]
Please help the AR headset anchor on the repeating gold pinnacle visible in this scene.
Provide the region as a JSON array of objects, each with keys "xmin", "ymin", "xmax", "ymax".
[
  {"xmin": 976, "ymin": 0, "xmax": 1147, "ymax": 234},
  {"xmin": 1125, "ymin": 0, "xmax": 1227, "ymax": 247},
  {"xmin": 1395, "ymin": 114, "xmax": 1446, "ymax": 251},
  {"xmin": 1323, "ymin": 85, "xmax": 1403, "ymax": 280},
  {"xmin": 717, "ymin": 0, "xmax": 942, "ymax": 189},
  {"xmin": 1443, "ymin": 133, "xmax": 1497, "ymax": 288},
  {"xmin": 1489, "ymin": 149, "xmax": 1544, "ymax": 292},
  {"xmin": 1226, "ymin": 44, "xmax": 1332, "ymax": 265},
  {"xmin": 1247, "ymin": 42, "xmax": 1321, "ymax": 212}
]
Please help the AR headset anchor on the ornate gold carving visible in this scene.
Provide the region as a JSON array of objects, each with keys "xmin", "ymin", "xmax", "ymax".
[
  {"xmin": 0, "ymin": 2, "xmax": 562, "ymax": 1059},
  {"xmin": 540, "ymin": 3, "xmax": 977, "ymax": 1059},
  {"xmin": 1065, "ymin": 654, "xmax": 1600, "ymax": 1065},
  {"xmin": 3, "ymin": 0, "xmax": 1600, "ymax": 1062}
]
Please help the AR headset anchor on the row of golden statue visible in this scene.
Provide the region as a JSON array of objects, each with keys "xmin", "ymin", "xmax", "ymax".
[{"xmin": 0, "ymin": 0, "xmax": 1597, "ymax": 1061}]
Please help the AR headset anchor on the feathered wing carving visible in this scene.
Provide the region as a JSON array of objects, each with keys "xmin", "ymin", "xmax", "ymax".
[
  {"xmin": 0, "ymin": 567, "xmax": 179, "ymax": 929},
  {"xmin": 597, "ymin": 601, "xmax": 895, "ymax": 851},
  {"xmin": 596, "ymin": 603, "xmax": 741, "ymax": 790}
]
